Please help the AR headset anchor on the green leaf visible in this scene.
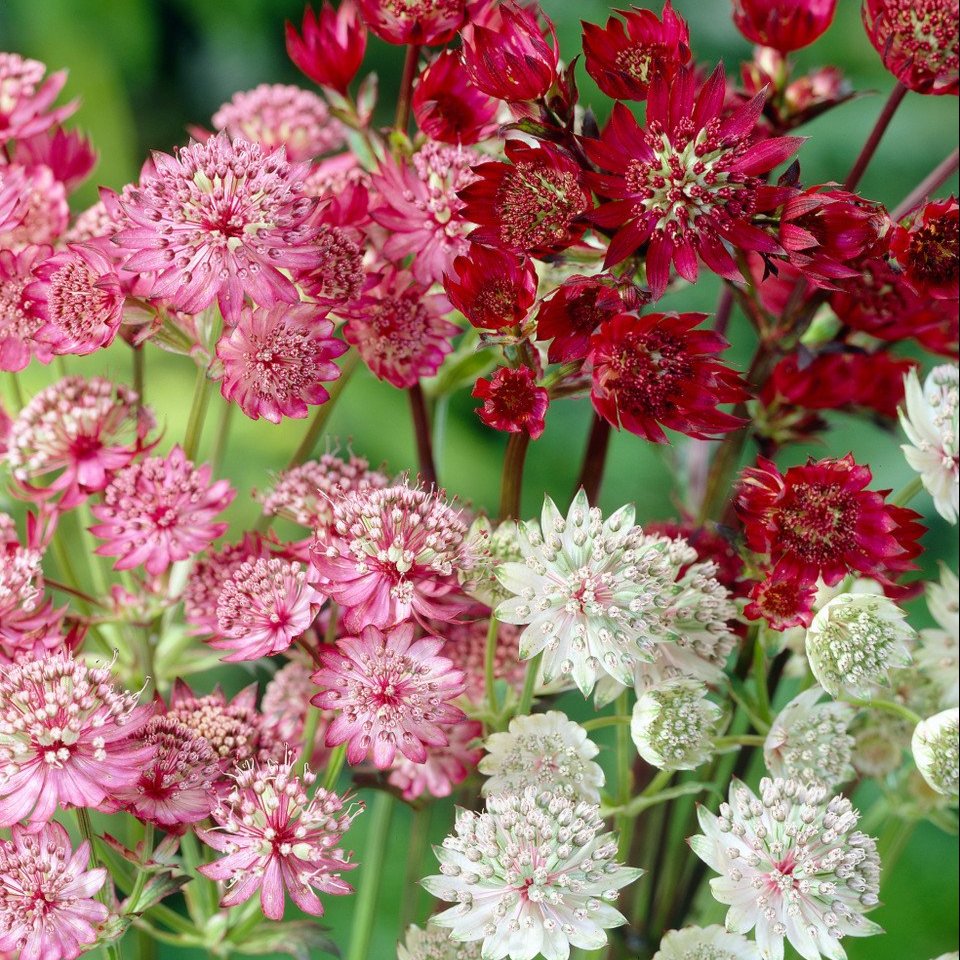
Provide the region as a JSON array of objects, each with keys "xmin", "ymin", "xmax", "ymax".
[{"xmin": 232, "ymin": 921, "xmax": 340, "ymax": 960}]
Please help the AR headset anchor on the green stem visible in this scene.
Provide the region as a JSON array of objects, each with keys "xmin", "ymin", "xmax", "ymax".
[
  {"xmin": 145, "ymin": 903, "xmax": 201, "ymax": 937},
  {"xmin": 581, "ymin": 713, "xmax": 632, "ymax": 733},
  {"xmin": 399, "ymin": 805, "xmax": 432, "ymax": 930},
  {"xmin": 891, "ymin": 474, "xmax": 924, "ymax": 507},
  {"xmin": 125, "ymin": 822, "xmax": 155, "ymax": 913},
  {"xmin": 516, "ymin": 652, "xmax": 541, "ymax": 717},
  {"xmin": 75, "ymin": 809, "xmax": 123, "ymax": 960},
  {"xmin": 845, "ymin": 697, "xmax": 922, "ymax": 725},
  {"xmin": 499, "ymin": 432, "xmax": 531, "ymax": 521},
  {"xmin": 323, "ymin": 744, "xmax": 347, "ymax": 792},
  {"xmin": 6, "ymin": 371, "xmax": 25, "ymax": 411},
  {"xmin": 484, "ymin": 614, "xmax": 501, "ymax": 721},
  {"xmin": 211, "ymin": 397, "xmax": 235, "ymax": 474},
  {"xmin": 183, "ymin": 364, "xmax": 212, "ymax": 462},
  {"xmin": 615, "ymin": 692, "xmax": 634, "ymax": 860},
  {"xmin": 713, "ymin": 734, "xmax": 767, "ymax": 749},
  {"xmin": 298, "ymin": 705, "xmax": 323, "ymax": 771},
  {"xmin": 752, "ymin": 637, "xmax": 773, "ymax": 724},
  {"xmin": 347, "ymin": 792, "xmax": 394, "ymax": 960}
]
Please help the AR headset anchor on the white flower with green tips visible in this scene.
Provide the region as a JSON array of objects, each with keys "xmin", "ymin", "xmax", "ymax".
[
  {"xmin": 631, "ymin": 678, "xmax": 721, "ymax": 771},
  {"xmin": 912, "ymin": 708, "xmax": 959, "ymax": 797},
  {"xmin": 652, "ymin": 924, "xmax": 761, "ymax": 960}
]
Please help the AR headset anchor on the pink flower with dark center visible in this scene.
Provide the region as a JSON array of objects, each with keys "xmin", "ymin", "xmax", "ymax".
[
  {"xmin": 371, "ymin": 142, "xmax": 479, "ymax": 285},
  {"xmin": 342, "ymin": 269, "xmax": 457, "ymax": 389},
  {"xmin": 311, "ymin": 622, "xmax": 467, "ymax": 768},
  {"xmin": 198, "ymin": 760, "xmax": 361, "ymax": 920},
  {"xmin": 585, "ymin": 66, "xmax": 802, "ymax": 297},
  {"xmin": 25, "ymin": 244, "xmax": 125, "ymax": 356},
  {"xmin": 311, "ymin": 480, "xmax": 477, "ymax": 631},
  {"xmin": 387, "ymin": 718, "xmax": 483, "ymax": 800},
  {"xmin": 216, "ymin": 302, "xmax": 347, "ymax": 423},
  {"xmin": 356, "ymin": 0, "xmax": 466, "ymax": 45},
  {"xmin": 5, "ymin": 376, "xmax": 151, "ymax": 508},
  {"xmin": 211, "ymin": 557, "xmax": 326, "ymax": 661},
  {"xmin": 90, "ymin": 446, "xmax": 235, "ymax": 576},
  {"xmin": 0, "ymin": 54, "xmax": 76, "ymax": 142},
  {"xmin": 295, "ymin": 224, "xmax": 365, "ymax": 306},
  {"xmin": 732, "ymin": 0, "xmax": 838, "ymax": 53},
  {"xmin": 473, "ymin": 366, "xmax": 549, "ymax": 439},
  {"xmin": 589, "ymin": 312, "xmax": 748, "ymax": 442},
  {"xmin": 10, "ymin": 127, "xmax": 97, "ymax": 193},
  {"xmin": 890, "ymin": 196, "xmax": 959, "ymax": 299},
  {"xmin": 583, "ymin": 1, "xmax": 691, "ymax": 101},
  {"xmin": 736, "ymin": 454, "xmax": 926, "ymax": 588},
  {"xmin": 412, "ymin": 50, "xmax": 499, "ymax": 145},
  {"xmin": 211, "ymin": 84, "xmax": 345, "ymax": 163},
  {"xmin": 743, "ymin": 570, "xmax": 818, "ymax": 630},
  {"xmin": 536, "ymin": 275, "xmax": 624, "ymax": 363},
  {"xmin": 0, "ymin": 821, "xmax": 107, "ymax": 960},
  {"xmin": 458, "ymin": 140, "xmax": 591, "ymax": 257},
  {"xmin": 0, "ymin": 164, "xmax": 69, "ymax": 248},
  {"xmin": 0, "ymin": 244, "xmax": 54, "ymax": 372},
  {"xmin": 113, "ymin": 715, "xmax": 219, "ymax": 827},
  {"xmin": 444, "ymin": 243, "xmax": 538, "ymax": 331},
  {"xmin": 0, "ymin": 652, "xmax": 155, "ymax": 829},
  {"xmin": 285, "ymin": 1, "xmax": 367, "ymax": 95},
  {"xmin": 115, "ymin": 134, "xmax": 323, "ymax": 324}
]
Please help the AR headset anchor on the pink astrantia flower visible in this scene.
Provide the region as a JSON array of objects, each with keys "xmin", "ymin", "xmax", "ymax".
[
  {"xmin": 443, "ymin": 244, "xmax": 538, "ymax": 331},
  {"xmin": 25, "ymin": 244, "xmax": 125, "ymax": 356},
  {"xmin": 0, "ymin": 55, "xmax": 75, "ymax": 142},
  {"xmin": 10, "ymin": 127, "xmax": 97, "ymax": 193},
  {"xmin": 585, "ymin": 66, "xmax": 802, "ymax": 297},
  {"xmin": 0, "ymin": 244, "xmax": 54, "ymax": 372},
  {"xmin": 286, "ymin": 1, "xmax": 367, "ymax": 95},
  {"xmin": 356, "ymin": 0, "xmax": 466, "ymax": 45},
  {"xmin": 0, "ymin": 821, "xmax": 108, "ymax": 960},
  {"xmin": 211, "ymin": 557, "xmax": 325, "ymax": 661},
  {"xmin": 388, "ymin": 718, "xmax": 483, "ymax": 800},
  {"xmin": 115, "ymin": 134, "xmax": 323, "ymax": 324},
  {"xmin": 473, "ymin": 366, "xmax": 549, "ymax": 439},
  {"xmin": 342, "ymin": 269, "xmax": 457, "ymax": 389},
  {"xmin": 198, "ymin": 759, "xmax": 360, "ymax": 920},
  {"xmin": 216, "ymin": 302, "xmax": 348, "ymax": 423},
  {"xmin": 90, "ymin": 446, "xmax": 234, "ymax": 576},
  {"xmin": 311, "ymin": 480, "xmax": 477, "ymax": 631},
  {"xmin": 0, "ymin": 652, "xmax": 155, "ymax": 829},
  {"xmin": 311, "ymin": 622, "xmax": 467, "ymax": 768},
  {"xmin": 0, "ymin": 163, "xmax": 69, "ymax": 249},
  {"xmin": 412, "ymin": 50, "xmax": 499, "ymax": 145}
]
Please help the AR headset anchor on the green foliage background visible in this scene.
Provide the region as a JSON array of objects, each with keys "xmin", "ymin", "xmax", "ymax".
[{"xmin": 1, "ymin": 1, "xmax": 958, "ymax": 958}]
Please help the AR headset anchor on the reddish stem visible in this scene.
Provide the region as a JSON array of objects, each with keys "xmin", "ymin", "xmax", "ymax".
[
  {"xmin": 499, "ymin": 432, "xmax": 531, "ymax": 521},
  {"xmin": 891, "ymin": 147, "xmax": 960, "ymax": 222},
  {"xmin": 408, "ymin": 383, "xmax": 438, "ymax": 488},
  {"xmin": 574, "ymin": 413, "xmax": 612, "ymax": 504},
  {"xmin": 843, "ymin": 82, "xmax": 907, "ymax": 192},
  {"xmin": 394, "ymin": 44, "xmax": 421, "ymax": 134}
]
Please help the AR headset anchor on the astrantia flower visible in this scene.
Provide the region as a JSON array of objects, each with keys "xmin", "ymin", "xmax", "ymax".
[
  {"xmin": 458, "ymin": 141, "xmax": 591, "ymax": 257},
  {"xmin": 90, "ymin": 446, "xmax": 234, "ymax": 576},
  {"xmin": 412, "ymin": 51, "xmax": 499, "ymax": 146},
  {"xmin": 764, "ymin": 686, "xmax": 856, "ymax": 789},
  {"xmin": 652, "ymin": 925, "xmax": 761, "ymax": 960},
  {"xmin": 388, "ymin": 718, "xmax": 483, "ymax": 801},
  {"xmin": 311, "ymin": 622, "xmax": 466, "ymax": 768},
  {"xmin": 444, "ymin": 244, "xmax": 538, "ymax": 331},
  {"xmin": 473, "ymin": 367, "xmax": 549, "ymax": 440},
  {"xmin": 0, "ymin": 652, "xmax": 155, "ymax": 828},
  {"xmin": 805, "ymin": 593, "xmax": 915, "ymax": 699},
  {"xmin": 736, "ymin": 454, "xmax": 925, "ymax": 588},
  {"xmin": 647, "ymin": 519, "xmax": 748, "ymax": 599},
  {"xmin": 900, "ymin": 364, "xmax": 959, "ymax": 523},
  {"xmin": 211, "ymin": 83, "xmax": 344, "ymax": 162},
  {"xmin": 9, "ymin": 127, "xmax": 96, "ymax": 193},
  {"xmin": 0, "ymin": 244, "xmax": 54, "ymax": 372},
  {"xmin": 479, "ymin": 711, "xmax": 604, "ymax": 802},
  {"xmin": 917, "ymin": 565, "xmax": 959, "ymax": 707},
  {"xmin": 25, "ymin": 243, "xmax": 125, "ymax": 356},
  {"xmin": 113, "ymin": 715, "xmax": 219, "ymax": 826},
  {"xmin": 285, "ymin": 0, "xmax": 367, "ymax": 95},
  {"xmin": 371, "ymin": 142, "xmax": 479, "ymax": 285},
  {"xmin": 198, "ymin": 759, "xmax": 361, "ymax": 920},
  {"xmin": 342, "ymin": 269, "xmax": 457, "ymax": 389},
  {"xmin": 216, "ymin": 301, "xmax": 347, "ymax": 423},
  {"xmin": 115, "ymin": 134, "xmax": 323, "ymax": 324},
  {"xmin": 585, "ymin": 67, "xmax": 801, "ymax": 296},
  {"xmin": 582, "ymin": 1, "xmax": 691, "ymax": 101},
  {"xmin": 732, "ymin": 0, "xmax": 838, "ymax": 52},
  {"xmin": 0, "ymin": 54, "xmax": 74, "ymax": 143},
  {"xmin": 312, "ymin": 480, "xmax": 476, "ymax": 631},
  {"xmin": 212, "ymin": 557, "xmax": 325, "ymax": 661},
  {"xmin": 690, "ymin": 778, "xmax": 882, "ymax": 960},
  {"xmin": 0, "ymin": 821, "xmax": 107, "ymax": 960},
  {"xmin": 398, "ymin": 923, "xmax": 482, "ymax": 960},
  {"xmin": 295, "ymin": 223, "xmax": 365, "ymax": 306},
  {"xmin": 536, "ymin": 275, "xmax": 622, "ymax": 364},
  {"xmin": 863, "ymin": 0, "xmax": 959, "ymax": 95},
  {"xmin": 912, "ymin": 708, "xmax": 959, "ymax": 796},
  {"xmin": 589, "ymin": 312, "xmax": 748, "ymax": 443},
  {"xmin": 356, "ymin": 0, "xmax": 466, "ymax": 45},
  {"xmin": 422, "ymin": 786, "xmax": 642, "ymax": 960},
  {"xmin": 0, "ymin": 163, "xmax": 69, "ymax": 248},
  {"xmin": 744, "ymin": 570, "xmax": 819, "ymax": 630},
  {"xmin": 631, "ymin": 678, "xmax": 721, "ymax": 770},
  {"xmin": 890, "ymin": 197, "xmax": 958, "ymax": 299}
]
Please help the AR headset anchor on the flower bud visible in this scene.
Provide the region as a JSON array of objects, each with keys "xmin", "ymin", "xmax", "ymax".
[
  {"xmin": 912, "ymin": 708, "xmax": 960, "ymax": 797},
  {"xmin": 732, "ymin": 0, "xmax": 837, "ymax": 53},
  {"xmin": 631, "ymin": 677, "xmax": 721, "ymax": 770},
  {"xmin": 285, "ymin": 2, "xmax": 367, "ymax": 94}
]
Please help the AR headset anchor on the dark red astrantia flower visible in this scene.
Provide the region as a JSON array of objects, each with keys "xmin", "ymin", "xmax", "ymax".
[
  {"xmin": 736, "ymin": 454, "xmax": 925, "ymax": 588},
  {"xmin": 536, "ymin": 275, "xmax": 623, "ymax": 363},
  {"xmin": 743, "ymin": 570, "xmax": 818, "ymax": 630},
  {"xmin": 732, "ymin": 0, "xmax": 838, "ymax": 53},
  {"xmin": 585, "ymin": 66, "xmax": 802, "ymax": 298},
  {"xmin": 889, "ymin": 196, "xmax": 959, "ymax": 300},
  {"xmin": 589, "ymin": 311, "xmax": 748, "ymax": 443},
  {"xmin": 285, "ymin": 2, "xmax": 367, "ymax": 94},
  {"xmin": 412, "ymin": 51, "xmax": 499, "ymax": 145},
  {"xmin": 472, "ymin": 366, "xmax": 548, "ymax": 439},
  {"xmin": 444, "ymin": 244, "xmax": 538, "ymax": 331},
  {"xmin": 582, "ymin": 1, "xmax": 691, "ymax": 101},
  {"xmin": 356, "ymin": 0, "xmax": 465, "ymax": 45}
]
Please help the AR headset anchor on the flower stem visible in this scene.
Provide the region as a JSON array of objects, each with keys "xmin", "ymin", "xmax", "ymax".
[
  {"xmin": 5, "ymin": 371, "xmax": 25, "ymax": 411},
  {"xmin": 399, "ymin": 804, "xmax": 432, "ymax": 930},
  {"xmin": 210, "ymin": 396, "xmax": 235, "ymax": 474},
  {"xmin": 891, "ymin": 474, "xmax": 924, "ymax": 507},
  {"xmin": 131, "ymin": 345, "xmax": 145, "ymax": 409},
  {"xmin": 581, "ymin": 713, "xmax": 632, "ymax": 732},
  {"xmin": 845, "ymin": 696, "xmax": 922, "ymax": 725},
  {"xmin": 323, "ymin": 744, "xmax": 347, "ymax": 792},
  {"xmin": 892, "ymin": 147, "xmax": 960, "ymax": 221},
  {"xmin": 297, "ymin": 705, "xmax": 323, "ymax": 771},
  {"xmin": 125, "ymin": 822, "xmax": 154, "ymax": 913},
  {"xmin": 75, "ymin": 808, "xmax": 123, "ymax": 960},
  {"xmin": 615, "ymin": 692, "xmax": 635, "ymax": 860},
  {"xmin": 182, "ymin": 364, "xmax": 211, "ymax": 462},
  {"xmin": 574, "ymin": 413, "xmax": 612, "ymax": 504},
  {"xmin": 408, "ymin": 382, "xmax": 438, "ymax": 487},
  {"xmin": 499, "ymin": 432, "xmax": 531, "ymax": 520},
  {"xmin": 347, "ymin": 792, "xmax": 394, "ymax": 960},
  {"xmin": 713, "ymin": 734, "xmax": 767, "ymax": 748},
  {"xmin": 515, "ymin": 652, "xmax": 541, "ymax": 719},
  {"xmin": 394, "ymin": 44, "xmax": 421, "ymax": 133},
  {"xmin": 843, "ymin": 81, "xmax": 908, "ymax": 192},
  {"xmin": 484, "ymin": 614, "xmax": 501, "ymax": 721}
]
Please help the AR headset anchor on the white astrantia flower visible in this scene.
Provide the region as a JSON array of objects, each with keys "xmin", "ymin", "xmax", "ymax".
[
  {"xmin": 478, "ymin": 711, "xmax": 604, "ymax": 802},
  {"xmin": 421, "ymin": 786, "xmax": 643, "ymax": 960},
  {"xmin": 912, "ymin": 708, "xmax": 960, "ymax": 797},
  {"xmin": 805, "ymin": 593, "xmax": 915, "ymax": 699},
  {"xmin": 690, "ymin": 777, "xmax": 882, "ymax": 960},
  {"xmin": 495, "ymin": 489, "xmax": 736, "ymax": 698},
  {"xmin": 631, "ymin": 678, "xmax": 722, "ymax": 771},
  {"xmin": 930, "ymin": 953, "xmax": 960, "ymax": 960},
  {"xmin": 397, "ymin": 922, "xmax": 482, "ymax": 960},
  {"xmin": 916, "ymin": 565, "xmax": 960, "ymax": 709},
  {"xmin": 899, "ymin": 364, "xmax": 959, "ymax": 523},
  {"xmin": 763, "ymin": 686, "xmax": 856, "ymax": 790},
  {"xmin": 462, "ymin": 517, "xmax": 524, "ymax": 609},
  {"xmin": 652, "ymin": 924, "xmax": 761, "ymax": 960},
  {"xmin": 850, "ymin": 710, "xmax": 912, "ymax": 779}
]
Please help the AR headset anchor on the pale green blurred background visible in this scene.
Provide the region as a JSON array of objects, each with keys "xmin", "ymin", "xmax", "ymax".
[{"xmin": 1, "ymin": 0, "xmax": 958, "ymax": 957}]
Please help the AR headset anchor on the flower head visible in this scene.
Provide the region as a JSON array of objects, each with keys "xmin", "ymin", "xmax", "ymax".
[
  {"xmin": 90, "ymin": 446, "xmax": 234, "ymax": 576},
  {"xmin": 582, "ymin": 2, "xmax": 691, "ymax": 101},
  {"xmin": 916, "ymin": 565, "xmax": 959, "ymax": 708},
  {"xmin": 0, "ymin": 652, "xmax": 155, "ymax": 828},
  {"xmin": 115, "ymin": 134, "xmax": 322, "ymax": 324},
  {"xmin": 473, "ymin": 367, "xmax": 549, "ymax": 440},
  {"xmin": 805, "ymin": 593, "xmax": 915, "ymax": 699},
  {"xmin": 652, "ymin": 925, "xmax": 761, "ymax": 960},
  {"xmin": 536, "ymin": 276, "xmax": 622, "ymax": 364},
  {"xmin": 285, "ymin": 1, "xmax": 367, "ymax": 94},
  {"xmin": 398, "ymin": 923, "xmax": 483, "ymax": 960},
  {"xmin": 589, "ymin": 312, "xmax": 747, "ymax": 443},
  {"xmin": 732, "ymin": 0, "xmax": 838, "ymax": 52},
  {"xmin": 690, "ymin": 778, "xmax": 882, "ymax": 960},
  {"xmin": 0, "ymin": 163, "xmax": 69, "ymax": 249},
  {"xmin": 444, "ymin": 244, "xmax": 538, "ymax": 331},
  {"xmin": 413, "ymin": 51, "xmax": 499, "ymax": 145},
  {"xmin": 912, "ymin": 708, "xmax": 959, "ymax": 796},
  {"xmin": 356, "ymin": 0, "xmax": 466, "ymax": 45},
  {"xmin": 890, "ymin": 196, "xmax": 958, "ymax": 300},
  {"xmin": 0, "ymin": 821, "xmax": 107, "ymax": 960},
  {"xmin": 9, "ymin": 126, "xmax": 96, "ymax": 193},
  {"xmin": 388, "ymin": 718, "xmax": 483, "ymax": 801},
  {"xmin": 586, "ymin": 67, "xmax": 801, "ymax": 296},
  {"xmin": 632, "ymin": 678, "xmax": 721, "ymax": 770},
  {"xmin": 295, "ymin": 223, "xmax": 365, "ymax": 306},
  {"xmin": 198, "ymin": 759, "xmax": 360, "ymax": 920},
  {"xmin": 421, "ymin": 786, "xmax": 643, "ymax": 960},
  {"xmin": 0, "ymin": 244, "xmax": 54, "ymax": 372},
  {"xmin": 311, "ymin": 622, "xmax": 466, "ymax": 768},
  {"xmin": 744, "ymin": 570, "xmax": 819, "ymax": 630}
]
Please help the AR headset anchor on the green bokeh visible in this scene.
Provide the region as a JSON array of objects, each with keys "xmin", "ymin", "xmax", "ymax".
[{"xmin": 1, "ymin": 1, "xmax": 957, "ymax": 958}]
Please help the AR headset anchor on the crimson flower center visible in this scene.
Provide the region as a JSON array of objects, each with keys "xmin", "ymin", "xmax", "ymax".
[{"xmin": 778, "ymin": 484, "xmax": 858, "ymax": 562}]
